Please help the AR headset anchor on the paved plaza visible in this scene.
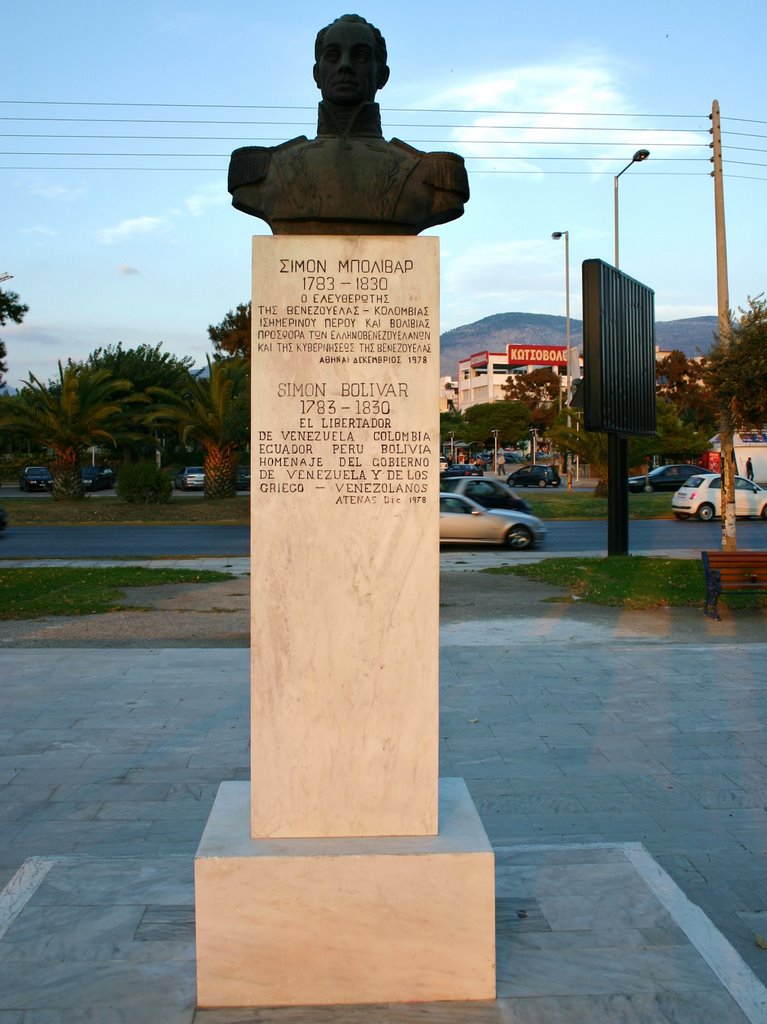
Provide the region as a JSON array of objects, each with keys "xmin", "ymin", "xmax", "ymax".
[{"xmin": 1, "ymin": 564, "xmax": 767, "ymax": 1020}]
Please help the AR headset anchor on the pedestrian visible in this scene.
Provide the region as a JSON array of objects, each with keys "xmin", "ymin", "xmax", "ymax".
[
  {"xmin": 746, "ymin": 456, "xmax": 755, "ymax": 481},
  {"xmin": 497, "ymin": 451, "xmax": 506, "ymax": 477}
]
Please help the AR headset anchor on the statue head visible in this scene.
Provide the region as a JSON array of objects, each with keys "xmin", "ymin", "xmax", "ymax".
[{"xmin": 313, "ymin": 14, "xmax": 390, "ymax": 107}]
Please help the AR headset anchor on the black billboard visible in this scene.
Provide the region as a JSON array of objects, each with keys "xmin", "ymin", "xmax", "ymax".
[{"xmin": 582, "ymin": 259, "xmax": 656, "ymax": 436}]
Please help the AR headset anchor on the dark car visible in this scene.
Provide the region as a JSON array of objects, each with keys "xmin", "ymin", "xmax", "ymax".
[
  {"xmin": 81, "ymin": 466, "xmax": 116, "ymax": 491},
  {"xmin": 439, "ymin": 476, "xmax": 533, "ymax": 514},
  {"xmin": 507, "ymin": 464, "xmax": 561, "ymax": 488},
  {"xmin": 19, "ymin": 466, "xmax": 53, "ymax": 492},
  {"xmin": 627, "ymin": 463, "xmax": 706, "ymax": 493},
  {"xmin": 236, "ymin": 465, "xmax": 251, "ymax": 491},
  {"xmin": 441, "ymin": 462, "xmax": 483, "ymax": 478},
  {"xmin": 174, "ymin": 467, "xmax": 205, "ymax": 491},
  {"xmin": 0, "ymin": 506, "xmax": 7, "ymax": 532}
]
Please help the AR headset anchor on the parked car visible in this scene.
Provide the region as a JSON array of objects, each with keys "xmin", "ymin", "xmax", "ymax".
[
  {"xmin": 81, "ymin": 466, "xmax": 116, "ymax": 491},
  {"xmin": 236, "ymin": 465, "xmax": 251, "ymax": 491},
  {"xmin": 441, "ymin": 462, "xmax": 483, "ymax": 478},
  {"xmin": 439, "ymin": 476, "xmax": 532, "ymax": 514},
  {"xmin": 19, "ymin": 466, "xmax": 53, "ymax": 492},
  {"xmin": 628, "ymin": 463, "xmax": 706, "ymax": 493},
  {"xmin": 672, "ymin": 473, "xmax": 767, "ymax": 521},
  {"xmin": 439, "ymin": 455, "xmax": 449, "ymax": 471},
  {"xmin": 0, "ymin": 506, "xmax": 7, "ymax": 532},
  {"xmin": 507, "ymin": 464, "xmax": 561, "ymax": 488},
  {"xmin": 174, "ymin": 466, "xmax": 205, "ymax": 491},
  {"xmin": 439, "ymin": 492, "xmax": 546, "ymax": 550}
]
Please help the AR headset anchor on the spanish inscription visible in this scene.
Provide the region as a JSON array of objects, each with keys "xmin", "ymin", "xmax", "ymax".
[{"xmin": 253, "ymin": 236, "xmax": 438, "ymax": 508}]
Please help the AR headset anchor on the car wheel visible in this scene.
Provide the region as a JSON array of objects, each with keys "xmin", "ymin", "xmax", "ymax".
[
  {"xmin": 538, "ymin": 478, "xmax": 547, "ymax": 488},
  {"xmin": 697, "ymin": 503, "xmax": 715, "ymax": 522},
  {"xmin": 761, "ymin": 505, "xmax": 767, "ymax": 520},
  {"xmin": 505, "ymin": 525, "xmax": 532, "ymax": 550}
]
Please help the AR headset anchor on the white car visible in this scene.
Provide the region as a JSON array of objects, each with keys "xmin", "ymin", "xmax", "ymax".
[
  {"xmin": 672, "ymin": 473, "xmax": 767, "ymax": 521},
  {"xmin": 439, "ymin": 492, "xmax": 546, "ymax": 549}
]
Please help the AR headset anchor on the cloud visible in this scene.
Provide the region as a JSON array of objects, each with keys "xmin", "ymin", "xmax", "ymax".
[
  {"xmin": 95, "ymin": 180, "xmax": 224, "ymax": 247},
  {"xmin": 440, "ymin": 239, "xmax": 572, "ymax": 328},
  {"xmin": 117, "ymin": 265, "xmax": 140, "ymax": 275},
  {"xmin": 97, "ymin": 215, "xmax": 168, "ymax": 245},
  {"xmin": 21, "ymin": 225, "xmax": 57, "ymax": 237},
  {"xmin": 418, "ymin": 57, "xmax": 707, "ymax": 174},
  {"xmin": 30, "ymin": 183, "xmax": 85, "ymax": 202},
  {"xmin": 184, "ymin": 183, "xmax": 228, "ymax": 216}
]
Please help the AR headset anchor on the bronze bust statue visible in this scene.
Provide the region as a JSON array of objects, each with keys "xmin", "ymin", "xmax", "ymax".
[{"xmin": 228, "ymin": 14, "xmax": 469, "ymax": 235}]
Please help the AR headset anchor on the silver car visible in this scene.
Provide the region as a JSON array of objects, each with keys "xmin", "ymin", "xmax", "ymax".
[
  {"xmin": 174, "ymin": 466, "xmax": 205, "ymax": 491},
  {"xmin": 439, "ymin": 493, "xmax": 546, "ymax": 550}
]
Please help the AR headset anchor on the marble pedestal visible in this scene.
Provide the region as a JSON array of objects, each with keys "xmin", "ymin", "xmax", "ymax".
[{"xmin": 195, "ymin": 778, "xmax": 496, "ymax": 1007}]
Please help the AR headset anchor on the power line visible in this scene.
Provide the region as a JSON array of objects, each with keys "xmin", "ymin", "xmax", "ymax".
[{"xmin": 0, "ymin": 99, "xmax": 709, "ymax": 118}]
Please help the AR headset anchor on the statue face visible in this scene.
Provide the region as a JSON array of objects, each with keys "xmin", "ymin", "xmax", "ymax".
[{"xmin": 313, "ymin": 20, "xmax": 389, "ymax": 107}]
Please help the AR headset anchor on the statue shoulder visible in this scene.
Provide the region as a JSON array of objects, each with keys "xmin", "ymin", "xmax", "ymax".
[
  {"xmin": 228, "ymin": 138, "xmax": 309, "ymax": 191},
  {"xmin": 390, "ymin": 140, "xmax": 469, "ymax": 200}
]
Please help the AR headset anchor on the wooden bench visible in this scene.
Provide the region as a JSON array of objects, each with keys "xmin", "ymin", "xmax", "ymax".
[{"xmin": 701, "ymin": 550, "xmax": 767, "ymax": 619}]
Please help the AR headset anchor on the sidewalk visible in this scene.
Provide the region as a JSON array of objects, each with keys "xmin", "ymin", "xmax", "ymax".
[{"xmin": 1, "ymin": 567, "xmax": 766, "ymax": 1020}]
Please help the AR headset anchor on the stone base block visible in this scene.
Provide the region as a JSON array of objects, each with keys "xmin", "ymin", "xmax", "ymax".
[{"xmin": 195, "ymin": 777, "xmax": 495, "ymax": 1007}]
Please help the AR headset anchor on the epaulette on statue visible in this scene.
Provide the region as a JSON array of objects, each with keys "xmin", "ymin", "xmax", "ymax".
[
  {"xmin": 228, "ymin": 139, "xmax": 308, "ymax": 191},
  {"xmin": 391, "ymin": 140, "xmax": 469, "ymax": 200}
]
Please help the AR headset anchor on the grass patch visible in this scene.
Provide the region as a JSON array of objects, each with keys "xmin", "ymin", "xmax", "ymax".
[
  {"xmin": 3, "ymin": 489, "xmax": 671, "ymax": 525},
  {"xmin": 1, "ymin": 496, "xmax": 249, "ymax": 526},
  {"xmin": 511, "ymin": 489, "xmax": 673, "ymax": 520},
  {"xmin": 0, "ymin": 566, "xmax": 235, "ymax": 620},
  {"xmin": 482, "ymin": 556, "xmax": 716, "ymax": 609}
]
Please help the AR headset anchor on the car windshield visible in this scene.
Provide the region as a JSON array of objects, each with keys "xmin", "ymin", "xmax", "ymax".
[{"xmin": 187, "ymin": 468, "xmax": 204, "ymax": 474}]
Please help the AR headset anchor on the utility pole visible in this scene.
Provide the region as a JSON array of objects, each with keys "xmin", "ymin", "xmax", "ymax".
[{"xmin": 710, "ymin": 99, "xmax": 736, "ymax": 551}]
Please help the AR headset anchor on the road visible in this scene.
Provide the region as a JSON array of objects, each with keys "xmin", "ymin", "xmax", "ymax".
[{"xmin": 1, "ymin": 519, "xmax": 766, "ymax": 559}]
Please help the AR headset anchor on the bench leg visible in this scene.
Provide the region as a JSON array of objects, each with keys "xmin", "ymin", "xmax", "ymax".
[{"xmin": 704, "ymin": 569, "xmax": 721, "ymax": 620}]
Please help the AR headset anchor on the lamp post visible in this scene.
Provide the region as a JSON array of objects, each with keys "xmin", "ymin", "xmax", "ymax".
[
  {"xmin": 552, "ymin": 230, "xmax": 573, "ymax": 489},
  {"xmin": 608, "ymin": 148, "xmax": 649, "ymax": 556},
  {"xmin": 614, "ymin": 149, "xmax": 650, "ymax": 269}
]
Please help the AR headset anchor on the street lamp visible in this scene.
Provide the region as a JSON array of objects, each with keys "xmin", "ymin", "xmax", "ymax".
[
  {"xmin": 552, "ymin": 230, "xmax": 573, "ymax": 489},
  {"xmin": 614, "ymin": 149, "xmax": 650, "ymax": 269},
  {"xmin": 551, "ymin": 231, "xmax": 570, "ymax": 402}
]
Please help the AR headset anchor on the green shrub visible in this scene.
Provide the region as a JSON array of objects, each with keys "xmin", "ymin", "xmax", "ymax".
[{"xmin": 116, "ymin": 461, "xmax": 172, "ymax": 504}]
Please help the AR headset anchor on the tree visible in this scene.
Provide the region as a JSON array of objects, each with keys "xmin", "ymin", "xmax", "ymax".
[
  {"xmin": 71, "ymin": 342, "xmax": 196, "ymax": 462},
  {"xmin": 656, "ymin": 349, "xmax": 716, "ymax": 433},
  {"xmin": 706, "ymin": 296, "xmax": 767, "ymax": 432},
  {"xmin": 503, "ymin": 368, "xmax": 560, "ymax": 431},
  {"xmin": 0, "ymin": 287, "xmax": 29, "ymax": 388},
  {"xmin": 548, "ymin": 401, "xmax": 707, "ymax": 497},
  {"xmin": 208, "ymin": 303, "xmax": 251, "ymax": 359},
  {"xmin": 146, "ymin": 358, "xmax": 250, "ymax": 499},
  {"xmin": 704, "ymin": 296, "xmax": 767, "ymax": 551},
  {"xmin": 461, "ymin": 401, "xmax": 529, "ymax": 447},
  {"xmin": 0, "ymin": 363, "xmax": 132, "ymax": 499}
]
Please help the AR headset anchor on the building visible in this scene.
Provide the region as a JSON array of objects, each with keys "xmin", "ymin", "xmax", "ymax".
[
  {"xmin": 440, "ymin": 375, "xmax": 458, "ymax": 413},
  {"xmin": 457, "ymin": 344, "xmax": 581, "ymax": 411}
]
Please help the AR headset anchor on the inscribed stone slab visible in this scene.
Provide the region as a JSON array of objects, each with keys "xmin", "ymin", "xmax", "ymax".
[{"xmin": 250, "ymin": 236, "xmax": 439, "ymax": 838}]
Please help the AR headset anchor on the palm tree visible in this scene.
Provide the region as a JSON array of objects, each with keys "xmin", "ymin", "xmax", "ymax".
[
  {"xmin": 0, "ymin": 363, "xmax": 132, "ymax": 499},
  {"xmin": 146, "ymin": 357, "xmax": 249, "ymax": 499}
]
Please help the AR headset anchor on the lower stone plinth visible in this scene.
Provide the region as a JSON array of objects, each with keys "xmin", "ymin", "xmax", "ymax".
[{"xmin": 194, "ymin": 777, "xmax": 495, "ymax": 1007}]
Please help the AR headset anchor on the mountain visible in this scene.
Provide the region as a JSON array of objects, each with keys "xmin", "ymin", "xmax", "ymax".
[{"xmin": 439, "ymin": 312, "xmax": 717, "ymax": 376}]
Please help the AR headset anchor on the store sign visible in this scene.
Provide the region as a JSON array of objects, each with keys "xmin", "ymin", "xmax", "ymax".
[
  {"xmin": 507, "ymin": 345, "xmax": 567, "ymax": 366},
  {"xmin": 469, "ymin": 351, "xmax": 489, "ymax": 368}
]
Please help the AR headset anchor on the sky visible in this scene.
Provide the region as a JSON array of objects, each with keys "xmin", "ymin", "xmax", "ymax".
[{"xmin": 2, "ymin": 0, "xmax": 765, "ymax": 388}]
